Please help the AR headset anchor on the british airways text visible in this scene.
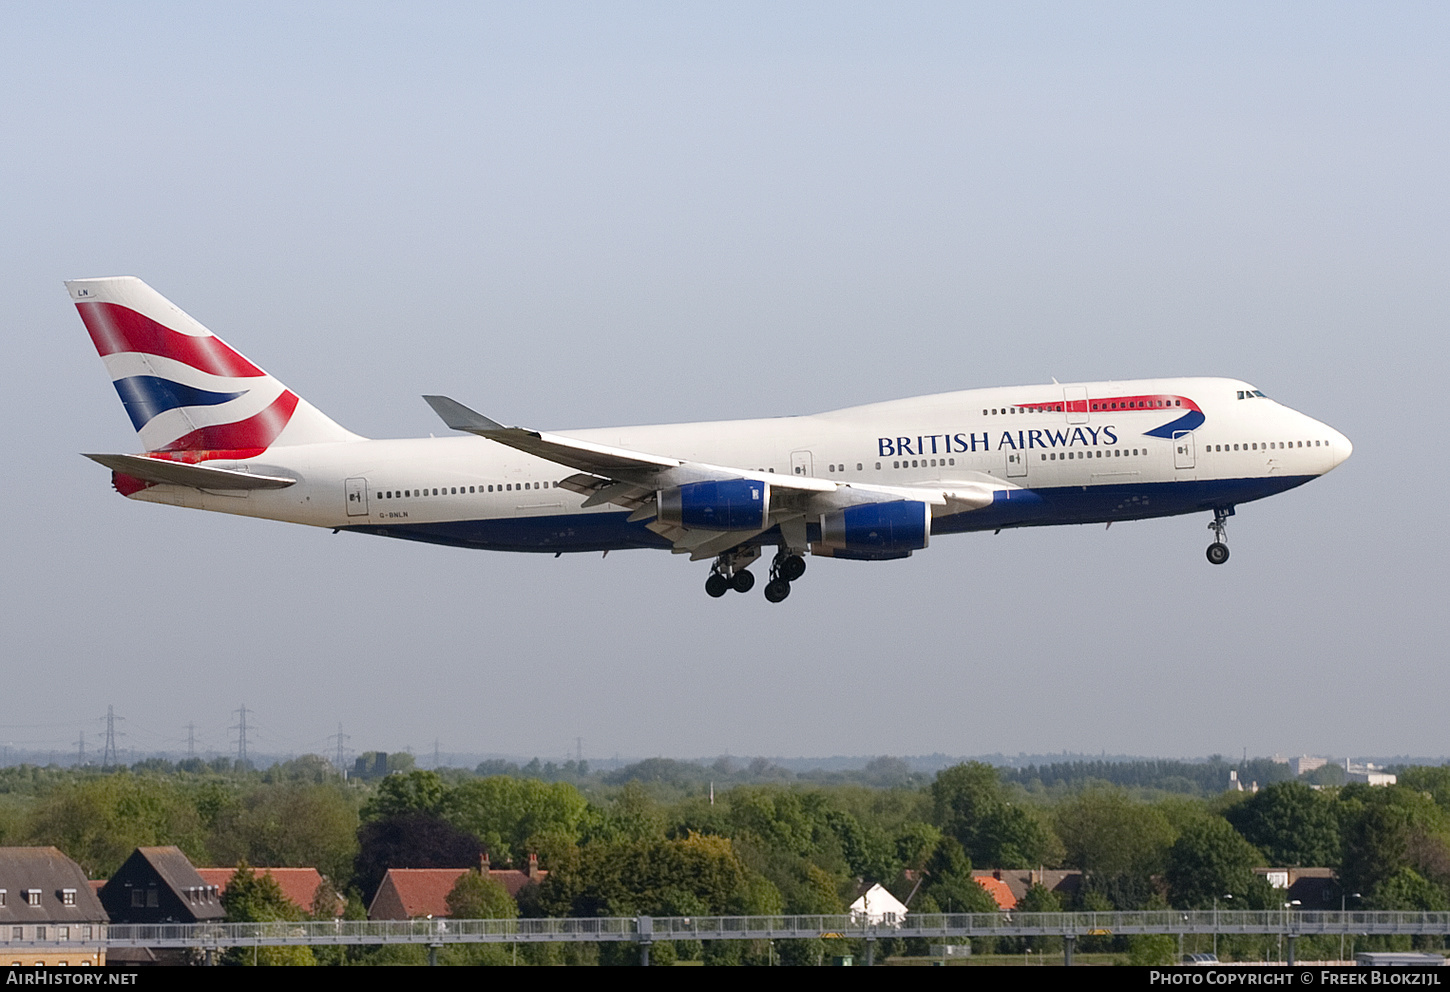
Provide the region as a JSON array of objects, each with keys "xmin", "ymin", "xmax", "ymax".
[{"xmin": 878, "ymin": 426, "xmax": 1120, "ymax": 457}]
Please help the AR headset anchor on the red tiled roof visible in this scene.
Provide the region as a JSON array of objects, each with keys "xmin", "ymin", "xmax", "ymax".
[
  {"xmin": 195, "ymin": 867, "xmax": 339, "ymax": 917},
  {"xmin": 973, "ymin": 875, "xmax": 1016, "ymax": 911},
  {"xmin": 369, "ymin": 868, "xmax": 467, "ymax": 920},
  {"xmin": 368, "ymin": 867, "xmax": 546, "ymax": 920}
]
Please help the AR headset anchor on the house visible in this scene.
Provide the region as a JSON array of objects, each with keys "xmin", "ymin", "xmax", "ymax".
[
  {"xmin": 368, "ymin": 853, "xmax": 545, "ymax": 920},
  {"xmin": 101, "ymin": 847, "xmax": 226, "ymax": 925},
  {"xmin": 195, "ymin": 867, "xmax": 341, "ymax": 918},
  {"xmin": 971, "ymin": 869, "xmax": 1084, "ymax": 910},
  {"xmin": 1254, "ymin": 867, "xmax": 1340, "ymax": 910},
  {"xmin": 0, "ymin": 847, "xmax": 108, "ymax": 966},
  {"xmin": 849, "ymin": 882, "xmax": 907, "ymax": 925}
]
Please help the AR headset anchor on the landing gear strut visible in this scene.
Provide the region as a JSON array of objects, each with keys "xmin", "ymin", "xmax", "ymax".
[
  {"xmin": 763, "ymin": 549, "xmax": 807, "ymax": 604},
  {"xmin": 1206, "ymin": 506, "xmax": 1233, "ymax": 565},
  {"xmin": 705, "ymin": 549, "xmax": 759, "ymax": 598}
]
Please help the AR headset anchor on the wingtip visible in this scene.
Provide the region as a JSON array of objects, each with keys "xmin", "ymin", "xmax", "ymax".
[{"xmin": 422, "ymin": 395, "xmax": 506, "ymax": 433}]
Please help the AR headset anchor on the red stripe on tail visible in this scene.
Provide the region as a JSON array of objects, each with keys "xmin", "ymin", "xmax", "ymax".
[{"xmin": 76, "ymin": 301, "xmax": 265, "ymax": 378}]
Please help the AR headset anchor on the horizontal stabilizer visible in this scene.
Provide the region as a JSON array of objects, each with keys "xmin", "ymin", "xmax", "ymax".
[{"xmin": 83, "ymin": 453, "xmax": 297, "ymax": 490}]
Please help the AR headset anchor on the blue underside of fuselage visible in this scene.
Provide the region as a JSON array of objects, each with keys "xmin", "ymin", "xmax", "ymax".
[{"xmin": 341, "ymin": 475, "xmax": 1316, "ymax": 554}]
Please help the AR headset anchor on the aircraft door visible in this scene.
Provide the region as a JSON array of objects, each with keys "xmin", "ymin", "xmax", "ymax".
[
  {"xmin": 346, "ymin": 477, "xmax": 369, "ymax": 516},
  {"xmin": 790, "ymin": 450, "xmax": 814, "ymax": 477},
  {"xmin": 1005, "ymin": 450, "xmax": 1028, "ymax": 478},
  {"xmin": 1173, "ymin": 432, "xmax": 1195, "ymax": 470},
  {"xmin": 1063, "ymin": 386, "xmax": 1089, "ymax": 424}
]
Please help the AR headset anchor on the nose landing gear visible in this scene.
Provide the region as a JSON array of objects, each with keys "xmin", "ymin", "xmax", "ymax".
[{"xmin": 1206, "ymin": 506, "xmax": 1233, "ymax": 565}]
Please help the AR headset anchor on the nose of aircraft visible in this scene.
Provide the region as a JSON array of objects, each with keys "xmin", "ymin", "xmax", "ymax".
[{"xmin": 1326, "ymin": 426, "xmax": 1352, "ymax": 471}]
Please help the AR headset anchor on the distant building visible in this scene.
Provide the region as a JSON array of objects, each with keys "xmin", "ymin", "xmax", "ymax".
[
  {"xmin": 1290, "ymin": 756, "xmax": 1328, "ymax": 777},
  {"xmin": 1343, "ymin": 761, "xmax": 1396, "ymax": 786},
  {"xmin": 368, "ymin": 854, "xmax": 545, "ymax": 920},
  {"xmin": 0, "ymin": 847, "xmax": 108, "ymax": 966}
]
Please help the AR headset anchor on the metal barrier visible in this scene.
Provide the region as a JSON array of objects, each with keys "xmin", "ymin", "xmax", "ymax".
[{"xmin": 5, "ymin": 910, "xmax": 1449, "ymax": 951}]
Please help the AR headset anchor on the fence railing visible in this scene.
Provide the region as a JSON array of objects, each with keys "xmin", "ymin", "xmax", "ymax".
[{"xmin": 5, "ymin": 911, "xmax": 1450, "ymax": 949}]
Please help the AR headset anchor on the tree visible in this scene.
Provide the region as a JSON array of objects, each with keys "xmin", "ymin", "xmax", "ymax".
[
  {"xmin": 221, "ymin": 862, "xmax": 314, "ymax": 966},
  {"xmin": 352, "ymin": 812, "xmax": 484, "ymax": 903},
  {"xmin": 929, "ymin": 763, "xmax": 1059, "ymax": 868},
  {"xmin": 441, "ymin": 776, "xmax": 588, "ymax": 866},
  {"xmin": 360, "ymin": 770, "xmax": 446, "ymax": 820},
  {"xmin": 1055, "ymin": 788, "xmax": 1175, "ymax": 909},
  {"xmin": 445, "ymin": 870, "xmax": 519, "ymax": 920},
  {"xmin": 918, "ymin": 837, "xmax": 998, "ymax": 914},
  {"xmin": 206, "ymin": 782, "xmax": 359, "ymax": 884},
  {"xmin": 1165, "ymin": 818, "xmax": 1274, "ymax": 910},
  {"xmin": 1223, "ymin": 782, "xmax": 1340, "ymax": 867},
  {"xmin": 439, "ymin": 868, "xmax": 518, "ymax": 964},
  {"xmin": 25, "ymin": 773, "xmax": 207, "ymax": 877}
]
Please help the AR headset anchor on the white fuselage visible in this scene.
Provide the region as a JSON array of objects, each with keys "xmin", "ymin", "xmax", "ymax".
[{"xmin": 123, "ymin": 376, "xmax": 1350, "ymax": 555}]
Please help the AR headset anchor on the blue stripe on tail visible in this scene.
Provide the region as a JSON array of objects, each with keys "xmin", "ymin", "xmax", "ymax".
[{"xmin": 112, "ymin": 375, "xmax": 248, "ymax": 430}]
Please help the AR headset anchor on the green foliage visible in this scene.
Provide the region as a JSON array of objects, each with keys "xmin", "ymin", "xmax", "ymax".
[
  {"xmin": 222, "ymin": 861, "xmax": 306, "ymax": 921},
  {"xmin": 1340, "ymin": 784, "xmax": 1450, "ymax": 901},
  {"xmin": 1056, "ymin": 788, "xmax": 1174, "ymax": 909},
  {"xmin": 207, "ymin": 782, "xmax": 359, "ymax": 883},
  {"xmin": 25, "ymin": 773, "xmax": 207, "ymax": 876},
  {"xmin": 220, "ymin": 862, "xmax": 314, "ymax": 966},
  {"xmin": 1399, "ymin": 766, "xmax": 1450, "ymax": 812},
  {"xmin": 445, "ymin": 870, "xmax": 519, "ymax": 920},
  {"xmin": 918, "ymin": 837, "xmax": 998, "ymax": 914},
  {"xmin": 1371, "ymin": 867, "xmax": 1449, "ymax": 911},
  {"xmin": 441, "ymin": 776, "xmax": 588, "ymax": 866},
  {"xmin": 930, "ymin": 763, "xmax": 1060, "ymax": 868},
  {"xmin": 1165, "ymin": 818, "xmax": 1274, "ymax": 910},
  {"xmin": 360, "ymin": 770, "xmax": 446, "ymax": 820},
  {"xmin": 1128, "ymin": 933, "xmax": 1177, "ymax": 966},
  {"xmin": 1223, "ymin": 782, "xmax": 1341, "ymax": 867},
  {"xmin": 541, "ymin": 833, "xmax": 758, "ymax": 918}
]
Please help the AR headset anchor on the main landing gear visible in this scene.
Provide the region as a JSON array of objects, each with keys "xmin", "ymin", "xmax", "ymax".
[
  {"xmin": 763, "ymin": 550, "xmax": 806, "ymax": 604},
  {"xmin": 1206, "ymin": 506, "xmax": 1233, "ymax": 565},
  {"xmin": 705, "ymin": 549, "xmax": 759, "ymax": 598},
  {"xmin": 705, "ymin": 548, "xmax": 805, "ymax": 602}
]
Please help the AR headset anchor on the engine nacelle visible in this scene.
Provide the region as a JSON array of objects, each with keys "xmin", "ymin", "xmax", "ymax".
[
  {"xmin": 814, "ymin": 501, "xmax": 930, "ymax": 559},
  {"xmin": 657, "ymin": 479, "xmax": 770, "ymax": 531}
]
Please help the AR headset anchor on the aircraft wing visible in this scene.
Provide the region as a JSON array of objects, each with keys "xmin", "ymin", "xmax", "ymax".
[{"xmin": 424, "ymin": 395, "xmax": 1007, "ymax": 556}]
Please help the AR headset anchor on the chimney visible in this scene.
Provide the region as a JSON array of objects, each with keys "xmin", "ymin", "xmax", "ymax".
[
  {"xmin": 528, "ymin": 853, "xmax": 540, "ymax": 880},
  {"xmin": 480, "ymin": 851, "xmax": 490, "ymax": 874}
]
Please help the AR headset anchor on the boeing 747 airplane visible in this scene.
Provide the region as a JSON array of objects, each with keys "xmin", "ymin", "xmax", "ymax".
[{"xmin": 69, "ymin": 277, "xmax": 1351, "ymax": 602}]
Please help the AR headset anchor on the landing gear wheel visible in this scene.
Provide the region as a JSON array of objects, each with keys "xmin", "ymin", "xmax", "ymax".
[
  {"xmin": 763, "ymin": 579, "xmax": 792, "ymax": 603},
  {"xmin": 1205, "ymin": 506, "xmax": 1234, "ymax": 566},
  {"xmin": 779, "ymin": 555, "xmax": 806, "ymax": 582},
  {"xmin": 731, "ymin": 570, "xmax": 755, "ymax": 593},
  {"xmin": 705, "ymin": 573, "xmax": 729, "ymax": 598}
]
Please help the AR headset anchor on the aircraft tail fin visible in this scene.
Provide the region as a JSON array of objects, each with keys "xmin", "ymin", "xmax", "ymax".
[{"xmin": 67, "ymin": 277, "xmax": 362, "ymax": 453}]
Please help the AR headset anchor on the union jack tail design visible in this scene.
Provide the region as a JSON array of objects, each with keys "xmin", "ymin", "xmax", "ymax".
[{"xmin": 67, "ymin": 277, "xmax": 361, "ymax": 455}]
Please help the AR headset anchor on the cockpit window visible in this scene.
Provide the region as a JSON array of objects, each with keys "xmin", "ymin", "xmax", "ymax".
[{"xmin": 1237, "ymin": 389, "xmax": 1269, "ymax": 400}]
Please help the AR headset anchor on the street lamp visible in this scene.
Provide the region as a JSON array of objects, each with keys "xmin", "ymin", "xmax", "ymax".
[
  {"xmin": 1340, "ymin": 891, "xmax": 1361, "ymax": 963},
  {"xmin": 1213, "ymin": 894, "xmax": 1232, "ymax": 959}
]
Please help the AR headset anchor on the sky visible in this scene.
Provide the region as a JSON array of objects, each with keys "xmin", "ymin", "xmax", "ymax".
[{"xmin": 3, "ymin": 2, "xmax": 1446, "ymax": 765}]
